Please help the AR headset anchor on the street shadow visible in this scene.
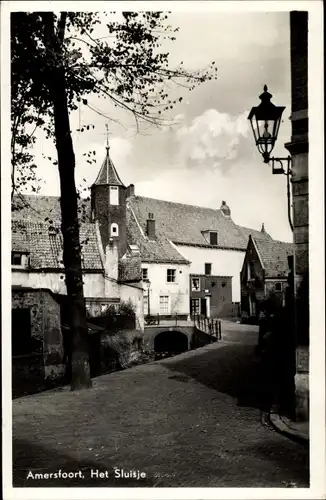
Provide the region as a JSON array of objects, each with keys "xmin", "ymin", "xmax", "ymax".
[
  {"xmin": 12, "ymin": 438, "xmax": 155, "ymax": 488},
  {"xmin": 242, "ymin": 439, "xmax": 309, "ymax": 486},
  {"xmin": 161, "ymin": 343, "xmax": 265, "ymax": 410}
]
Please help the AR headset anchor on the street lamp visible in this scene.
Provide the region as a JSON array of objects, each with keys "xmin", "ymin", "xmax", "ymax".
[{"xmin": 248, "ymin": 85, "xmax": 293, "ymax": 231}]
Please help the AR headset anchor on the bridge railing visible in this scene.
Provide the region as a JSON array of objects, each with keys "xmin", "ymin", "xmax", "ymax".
[
  {"xmin": 144, "ymin": 314, "xmax": 187, "ymax": 326},
  {"xmin": 193, "ymin": 315, "xmax": 222, "ymax": 340}
]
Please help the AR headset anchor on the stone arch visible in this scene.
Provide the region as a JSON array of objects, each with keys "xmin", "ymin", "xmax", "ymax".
[{"xmin": 154, "ymin": 330, "xmax": 188, "ymax": 358}]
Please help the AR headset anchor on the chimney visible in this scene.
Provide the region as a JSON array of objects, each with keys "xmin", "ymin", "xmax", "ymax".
[
  {"xmin": 126, "ymin": 184, "xmax": 135, "ymax": 198},
  {"xmin": 261, "ymin": 222, "xmax": 266, "ymax": 233},
  {"xmin": 146, "ymin": 212, "xmax": 156, "ymax": 240},
  {"xmin": 220, "ymin": 200, "xmax": 231, "ymax": 217}
]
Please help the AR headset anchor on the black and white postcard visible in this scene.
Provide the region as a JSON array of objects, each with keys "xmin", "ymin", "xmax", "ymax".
[{"xmin": 1, "ymin": 1, "xmax": 324, "ymax": 499}]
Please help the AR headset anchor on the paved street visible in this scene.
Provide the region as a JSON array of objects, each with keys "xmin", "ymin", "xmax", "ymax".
[{"xmin": 12, "ymin": 322, "xmax": 309, "ymax": 488}]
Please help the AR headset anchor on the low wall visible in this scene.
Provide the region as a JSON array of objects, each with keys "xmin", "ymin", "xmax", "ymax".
[
  {"xmin": 88, "ymin": 329, "xmax": 144, "ymax": 377},
  {"xmin": 190, "ymin": 327, "xmax": 218, "ymax": 349}
]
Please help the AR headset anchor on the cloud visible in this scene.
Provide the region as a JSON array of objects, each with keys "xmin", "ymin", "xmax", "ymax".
[{"xmin": 175, "ymin": 109, "xmax": 250, "ymax": 172}]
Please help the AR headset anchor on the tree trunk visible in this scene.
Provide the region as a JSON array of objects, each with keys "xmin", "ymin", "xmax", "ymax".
[{"xmin": 42, "ymin": 13, "xmax": 92, "ymax": 390}]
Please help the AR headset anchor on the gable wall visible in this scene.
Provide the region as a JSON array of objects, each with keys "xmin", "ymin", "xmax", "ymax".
[
  {"xmin": 141, "ymin": 262, "xmax": 190, "ymax": 316},
  {"xmin": 174, "ymin": 245, "xmax": 246, "ymax": 302}
]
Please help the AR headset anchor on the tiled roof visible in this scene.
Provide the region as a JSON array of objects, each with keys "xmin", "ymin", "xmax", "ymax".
[
  {"xmin": 12, "ymin": 193, "xmax": 273, "ymax": 268},
  {"xmin": 252, "ymin": 236, "xmax": 294, "ymax": 278},
  {"xmin": 12, "ymin": 219, "xmax": 103, "ymax": 270},
  {"xmin": 92, "ymin": 148, "xmax": 125, "ymax": 187},
  {"xmin": 12, "ymin": 195, "xmax": 91, "ymax": 223},
  {"xmin": 12, "ymin": 196, "xmax": 141, "ymax": 281},
  {"xmin": 128, "ymin": 196, "xmax": 272, "ymax": 253},
  {"xmin": 119, "ymin": 252, "xmax": 142, "ymax": 282},
  {"xmin": 126, "ymin": 208, "xmax": 190, "ymax": 264}
]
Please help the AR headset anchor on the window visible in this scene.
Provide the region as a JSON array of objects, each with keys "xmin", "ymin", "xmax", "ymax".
[
  {"xmin": 142, "ymin": 268, "xmax": 148, "ymax": 281},
  {"xmin": 248, "ymin": 261, "xmax": 255, "ymax": 280},
  {"xmin": 11, "ymin": 252, "xmax": 22, "ymax": 265},
  {"xmin": 191, "ymin": 299, "xmax": 200, "ymax": 315},
  {"xmin": 209, "ymin": 231, "xmax": 218, "ymax": 245},
  {"xmin": 191, "ymin": 278, "xmax": 200, "ymax": 291},
  {"xmin": 275, "ymin": 282, "xmax": 283, "ymax": 292},
  {"xmin": 11, "ymin": 252, "xmax": 29, "ymax": 267},
  {"xmin": 167, "ymin": 269, "xmax": 176, "ymax": 283},
  {"xmin": 110, "ymin": 223, "xmax": 119, "ymax": 236},
  {"xmin": 205, "ymin": 263, "xmax": 212, "ymax": 275},
  {"xmin": 159, "ymin": 295, "xmax": 169, "ymax": 314},
  {"xmin": 110, "ymin": 186, "xmax": 119, "ymax": 205}
]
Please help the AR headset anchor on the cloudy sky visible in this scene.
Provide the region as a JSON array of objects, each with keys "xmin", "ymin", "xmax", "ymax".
[{"xmin": 23, "ymin": 8, "xmax": 292, "ymax": 241}]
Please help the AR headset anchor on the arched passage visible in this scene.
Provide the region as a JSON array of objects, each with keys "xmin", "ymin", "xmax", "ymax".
[{"xmin": 154, "ymin": 330, "xmax": 188, "ymax": 360}]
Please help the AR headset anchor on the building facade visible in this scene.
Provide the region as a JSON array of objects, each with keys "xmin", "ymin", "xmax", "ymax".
[
  {"xmin": 11, "ymin": 146, "xmax": 144, "ymax": 368},
  {"xmin": 240, "ymin": 235, "xmax": 293, "ymax": 320},
  {"xmin": 127, "ymin": 194, "xmax": 272, "ymax": 319},
  {"xmin": 284, "ymin": 10, "xmax": 309, "ymax": 420}
]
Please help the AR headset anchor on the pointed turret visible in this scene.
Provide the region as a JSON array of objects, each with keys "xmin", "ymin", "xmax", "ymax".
[
  {"xmin": 91, "ymin": 138, "xmax": 127, "ymax": 257},
  {"xmin": 92, "ymin": 146, "xmax": 125, "ymax": 187}
]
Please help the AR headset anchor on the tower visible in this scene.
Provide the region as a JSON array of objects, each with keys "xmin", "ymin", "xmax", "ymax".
[{"xmin": 91, "ymin": 136, "xmax": 127, "ymax": 258}]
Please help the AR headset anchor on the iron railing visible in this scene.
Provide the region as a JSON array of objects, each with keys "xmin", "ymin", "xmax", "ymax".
[{"xmin": 193, "ymin": 315, "xmax": 222, "ymax": 340}]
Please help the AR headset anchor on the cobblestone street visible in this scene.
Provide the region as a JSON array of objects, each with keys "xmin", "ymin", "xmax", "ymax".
[{"xmin": 12, "ymin": 322, "xmax": 309, "ymax": 488}]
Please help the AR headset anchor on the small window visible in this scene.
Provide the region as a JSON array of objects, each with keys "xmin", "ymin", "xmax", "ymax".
[
  {"xmin": 110, "ymin": 186, "xmax": 119, "ymax": 206},
  {"xmin": 275, "ymin": 282, "xmax": 283, "ymax": 292},
  {"xmin": 205, "ymin": 263, "xmax": 212, "ymax": 275},
  {"xmin": 142, "ymin": 268, "xmax": 148, "ymax": 281},
  {"xmin": 248, "ymin": 261, "xmax": 255, "ymax": 279},
  {"xmin": 167, "ymin": 269, "xmax": 176, "ymax": 283},
  {"xmin": 11, "ymin": 252, "xmax": 22, "ymax": 266},
  {"xmin": 110, "ymin": 223, "xmax": 119, "ymax": 236},
  {"xmin": 209, "ymin": 232, "xmax": 218, "ymax": 245},
  {"xmin": 159, "ymin": 295, "xmax": 169, "ymax": 314},
  {"xmin": 191, "ymin": 278, "xmax": 200, "ymax": 291},
  {"xmin": 191, "ymin": 298, "xmax": 200, "ymax": 315}
]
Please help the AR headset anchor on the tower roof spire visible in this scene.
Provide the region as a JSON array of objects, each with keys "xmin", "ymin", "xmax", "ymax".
[
  {"xmin": 106, "ymin": 123, "xmax": 110, "ymax": 151},
  {"xmin": 92, "ymin": 127, "xmax": 125, "ymax": 187}
]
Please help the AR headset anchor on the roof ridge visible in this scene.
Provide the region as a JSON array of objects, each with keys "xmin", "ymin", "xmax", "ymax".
[
  {"xmin": 133, "ymin": 195, "xmax": 223, "ymax": 214},
  {"xmin": 253, "ymin": 235, "xmax": 293, "ymax": 245}
]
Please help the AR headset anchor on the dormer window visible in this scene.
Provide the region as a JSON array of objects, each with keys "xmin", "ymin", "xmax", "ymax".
[
  {"xmin": 209, "ymin": 231, "xmax": 218, "ymax": 245},
  {"xmin": 11, "ymin": 251, "xmax": 29, "ymax": 267},
  {"xmin": 110, "ymin": 186, "xmax": 119, "ymax": 205}
]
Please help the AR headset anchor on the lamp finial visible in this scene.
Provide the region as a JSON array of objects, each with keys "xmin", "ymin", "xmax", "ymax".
[{"xmin": 263, "ymin": 84, "xmax": 268, "ymax": 92}]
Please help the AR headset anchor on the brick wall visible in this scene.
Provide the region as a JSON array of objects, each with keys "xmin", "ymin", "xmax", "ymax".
[
  {"xmin": 285, "ymin": 10, "xmax": 309, "ymax": 347},
  {"xmin": 290, "ymin": 11, "xmax": 308, "ymax": 116},
  {"xmin": 12, "ymin": 289, "xmax": 65, "ymax": 382},
  {"xmin": 91, "ymin": 184, "xmax": 127, "ymax": 257}
]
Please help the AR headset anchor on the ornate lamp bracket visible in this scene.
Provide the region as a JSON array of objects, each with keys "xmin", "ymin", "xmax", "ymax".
[{"xmin": 269, "ymin": 155, "xmax": 292, "ymax": 176}]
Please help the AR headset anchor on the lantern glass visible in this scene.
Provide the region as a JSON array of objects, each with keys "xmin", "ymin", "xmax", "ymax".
[{"xmin": 248, "ymin": 86, "xmax": 285, "ymax": 162}]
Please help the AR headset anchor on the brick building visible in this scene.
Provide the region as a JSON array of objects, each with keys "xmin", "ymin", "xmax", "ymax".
[
  {"xmin": 11, "ymin": 286, "xmax": 65, "ymax": 395},
  {"xmin": 240, "ymin": 235, "xmax": 293, "ymax": 320},
  {"xmin": 11, "ymin": 146, "xmax": 144, "ymax": 386},
  {"xmin": 284, "ymin": 11, "xmax": 309, "ymax": 420},
  {"xmin": 127, "ymin": 194, "xmax": 272, "ymax": 319}
]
